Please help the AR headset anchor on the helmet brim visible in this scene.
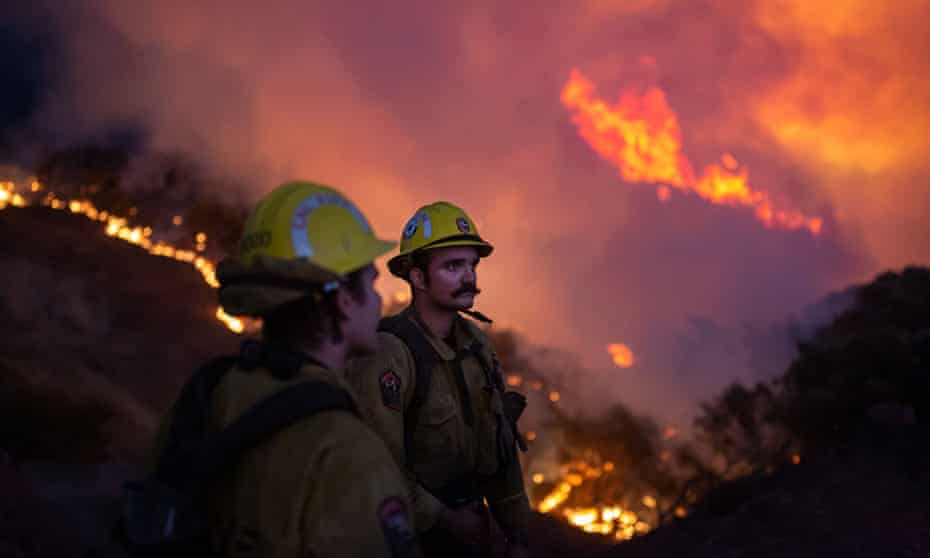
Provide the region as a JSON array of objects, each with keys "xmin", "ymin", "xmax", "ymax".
[
  {"xmin": 217, "ymin": 236, "xmax": 397, "ymax": 317},
  {"xmin": 388, "ymin": 238, "xmax": 493, "ymax": 278},
  {"xmin": 340, "ymin": 237, "xmax": 397, "ymax": 275}
]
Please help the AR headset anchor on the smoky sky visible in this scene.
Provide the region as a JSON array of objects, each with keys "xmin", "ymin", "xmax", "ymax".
[{"xmin": 3, "ymin": 0, "xmax": 929, "ymax": 426}]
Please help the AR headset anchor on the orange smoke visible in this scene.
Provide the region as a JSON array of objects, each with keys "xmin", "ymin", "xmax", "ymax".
[
  {"xmin": 560, "ymin": 70, "xmax": 822, "ymax": 235},
  {"xmin": 606, "ymin": 343, "xmax": 635, "ymax": 368}
]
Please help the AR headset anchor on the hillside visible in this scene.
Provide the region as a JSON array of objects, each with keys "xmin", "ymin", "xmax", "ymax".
[{"xmin": 2, "ymin": 204, "xmax": 928, "ymax": 557}]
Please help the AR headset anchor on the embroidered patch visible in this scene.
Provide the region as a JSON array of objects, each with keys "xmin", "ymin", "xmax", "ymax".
[
  {"xmin": 379, "ymin": 370, "xmax": 402, "ymax": 411},
  {"xmin": 455, "ymin": 216, "xmax": 471, "ymax": 233},
  {"xmin": 379, "ymin": 497, "xmax": 417, "ymax": 558}
]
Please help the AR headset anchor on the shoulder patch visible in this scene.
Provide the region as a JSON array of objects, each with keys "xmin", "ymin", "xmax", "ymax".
[
  {"xmin": 379, "ymin": 497, "xmax": 418, "ymax": 558},
  {"xmin": 379, "ymin": 370, "xmax": 403, "ymax": 411}
]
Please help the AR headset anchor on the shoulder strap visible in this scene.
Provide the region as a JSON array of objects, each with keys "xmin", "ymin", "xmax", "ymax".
[
  {"xmin": 158, "ymin": 359, "xmax": 358, "ymax": 491},
  {"xmin": 158, "ymin": 355, "xmax": 240, "ymax": 478},
  {"xmin": 378, "ymin": 315, "xmax": 438, "ymax": 462},
  {"xmin": 190, "ymin": 381, "xmax": 357, "ymax": 480}
]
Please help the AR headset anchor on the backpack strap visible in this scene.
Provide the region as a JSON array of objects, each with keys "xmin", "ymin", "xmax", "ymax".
[
  {"xmin": 378, "ymin": 315, "xmax": 437, "ymax": 464},
  {"xmin": 157, "ymin": 355, "xmax": 240, "ymax": 482},
  {"xmin": 158, "ymin": 345, "xmax": 358, "ymax": 490},
  {"xmin": 187, "ymin": 381, "xmax": 357, "ymax": 482}
]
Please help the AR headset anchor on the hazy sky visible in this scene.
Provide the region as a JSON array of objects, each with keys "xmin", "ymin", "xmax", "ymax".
[{"xmin": 3, "ymin": 0, "xmax": 929, "ymax": 424}]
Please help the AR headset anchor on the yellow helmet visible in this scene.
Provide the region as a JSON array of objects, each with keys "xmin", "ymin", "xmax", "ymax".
[
  {"xmin": 217, "ymin": 181, "xmax": 396, "ymax": 316},
  {"xmin": 387, "ymin": 201, "xmax": 493, "ymax": 278}
]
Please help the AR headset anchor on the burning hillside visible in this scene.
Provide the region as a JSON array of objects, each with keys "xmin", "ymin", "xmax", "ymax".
[{"xmin": 1, "ymin": 168, "xmax": 928, "ymax": 557}]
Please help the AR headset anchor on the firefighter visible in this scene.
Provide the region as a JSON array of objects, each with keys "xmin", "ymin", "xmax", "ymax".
[
  {"xmin": 150, "ymin": 181, "xmax": 420, "ymax": 557},
  {"xmin": 347, "ymin": 202, "xmax": 531, "ymax": 557}
]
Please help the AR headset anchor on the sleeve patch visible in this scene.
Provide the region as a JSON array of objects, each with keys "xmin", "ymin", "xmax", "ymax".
[
  {"xmin": 379, "ymin": 497, "xmax": 418, "ymax": 558},
  {"xmin": 379, "ymin": 370, "xmax": 403, "ymax": 411}
]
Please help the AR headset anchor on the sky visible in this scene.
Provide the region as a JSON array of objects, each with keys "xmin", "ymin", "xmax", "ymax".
[{"xmin": 2, "ymin": 0, "xmax": 929, "ymax": 425}]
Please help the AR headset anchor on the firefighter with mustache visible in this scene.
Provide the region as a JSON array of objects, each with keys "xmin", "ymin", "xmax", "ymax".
[
  {"xmin": 140, "ymin": 182, "xmax": 420, "ymax": 558},
  {"xmin": 347, "ymin": 202, "xmax": 532, "ymax": 557}
]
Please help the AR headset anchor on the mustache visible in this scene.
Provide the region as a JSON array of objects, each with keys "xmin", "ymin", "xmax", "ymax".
[{"xmin": 452, "ymin": 284, "xmax": 481, "ymax": 297}]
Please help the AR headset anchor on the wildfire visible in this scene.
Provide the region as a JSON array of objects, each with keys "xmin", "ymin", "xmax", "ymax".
[
  {"xmin": 562, "ymin": 503, "xmax": 650, "ymax": 541},
  {"xmin": 560, "ymin": 69, "xmax": 823, "ymax": 235},
  {"xmin": 0, "ymin": 178, "xmax": 243, "ymax": 333},
  {"xmin": 216, "ymin": 307, "xmax": 245, "ymax": 334},
  {"xmin": 535, "ymin": 457, "xmax": 659, "ymax": 541},
  {"xmin": 606, "ymin": 342, "xmax": 635, "ymax": 368}
]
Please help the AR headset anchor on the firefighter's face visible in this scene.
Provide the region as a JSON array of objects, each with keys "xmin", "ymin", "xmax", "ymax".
[
  {"xmin": 341, "ymin": 265, "xmax": 383, "ymax": 355},
  {"xmin": 419, "ymin": 246, "xmax": 481, "ymax": 312}
]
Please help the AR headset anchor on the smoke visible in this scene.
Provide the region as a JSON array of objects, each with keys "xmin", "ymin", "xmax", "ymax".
[{"xmin": 2, "ymin": 0, "xmax": 928, "ymax": 422}]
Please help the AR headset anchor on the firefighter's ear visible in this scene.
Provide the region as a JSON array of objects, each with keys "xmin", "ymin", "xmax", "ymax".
[{"xmin": 409, "ymin": 266, "xmax": 427, "ymax": 291}]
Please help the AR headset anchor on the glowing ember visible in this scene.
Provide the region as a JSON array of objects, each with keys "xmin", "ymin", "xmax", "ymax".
[
  {"xmin": 562, "ymin": 505, "xmax": 649, "ymax": 541},
  {"xmin": 538, "ymin": 481, "xmax": 573, "ymax": 513},
  {"xmin": 606, "ymin": 342, "xmax": 635, "ymax": 368},
  {"xmin": 792, "ymin": 454, "xmax": 801, "ymax": 465},
  {"xmin": 549, "ymin": 391, "xmax": 561, "ymax": 402},
  {"xmin": 216, "ymin": 306, "xmax": 245, "ymax": 334},
  {"xmin": 532, "ymin": 473, "xmax": 544, "ymax": 484},
  {"xmin": 506, "ymin": 374, "xmax": 523, "ymax": 387},
  {"xmin": 560, "ymin": 69, "xmax": 823, "ymax": 235},
  {"xmin": 642, "ymin": 495, "xmax": 657, "ymax": 509}
]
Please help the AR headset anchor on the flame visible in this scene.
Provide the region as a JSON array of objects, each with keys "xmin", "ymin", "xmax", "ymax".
[
  {"xmin": 0, "ymin": 178, "xmax": 242, "ymax": 332},
  {"xmin": 562, "ymin": 505, "xmax": 650, "ymax": 541},
  {"xmin": 216, "ymin": 307, "xmax": 245, "ymax": 334},
  {"xmin": 560, "ymin": 69, "xmax": 822, "ymax": 235},
  {"xmin": 606, "ymin": 342, "xmax": 635, "ymax": 368},
  {"xmin": 536, "ymin": 457, "xmax": 659, "ymax": 541}
]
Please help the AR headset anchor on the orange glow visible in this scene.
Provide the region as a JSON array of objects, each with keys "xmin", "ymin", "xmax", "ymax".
[
  {"xmin": 606, "ymin": 342, "xmax": 635, "ymax": 368},
  {"xmin": 549, "ymin": 391, "xmax": 561, "ymax": 402},
  {"xmin": 560, "ymin": 69, "xmax": 822, "ymax": 235},
  {"xmin": 216, "ymin": 306, "xmax": 245, "ymax": 334},
  {"xmin": 792, "ymin": 454, "xmax": 801, "ymax": 465},
  {"xmin": 0, "ymin": 178, "xmax": 239, "ymax": 332},
  {"xmin": 536, "ymin": 456, "xmax": 655, "ymax": 540}
]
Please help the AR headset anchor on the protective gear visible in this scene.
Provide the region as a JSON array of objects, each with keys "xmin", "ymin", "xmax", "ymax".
[
  {"xmin": 218, "ymin": 181, "xmax": 396, "ymax": 316},
  {"xmin": 150, "ymin": 356, "xmax": 420, "ymax": 558},
  {"xmin": 120, "ymin": 347, "xmax": 358, "ymax": 556},
  {"xmin": 387, "ymin": 202, "xmax": 493, "ymax": 278},
  {"xmin": 346, "ymin": 309, "xmax": 531, "ymax": 549}
]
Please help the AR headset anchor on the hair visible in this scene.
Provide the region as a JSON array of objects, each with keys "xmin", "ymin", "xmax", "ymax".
[
  {"xmin": 404, "ymin": 250, "xmax": 433, "ymax": 288},
  {"xmin": 261, "ymin": 266, "xmax": 369, "ymax": 349}
]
